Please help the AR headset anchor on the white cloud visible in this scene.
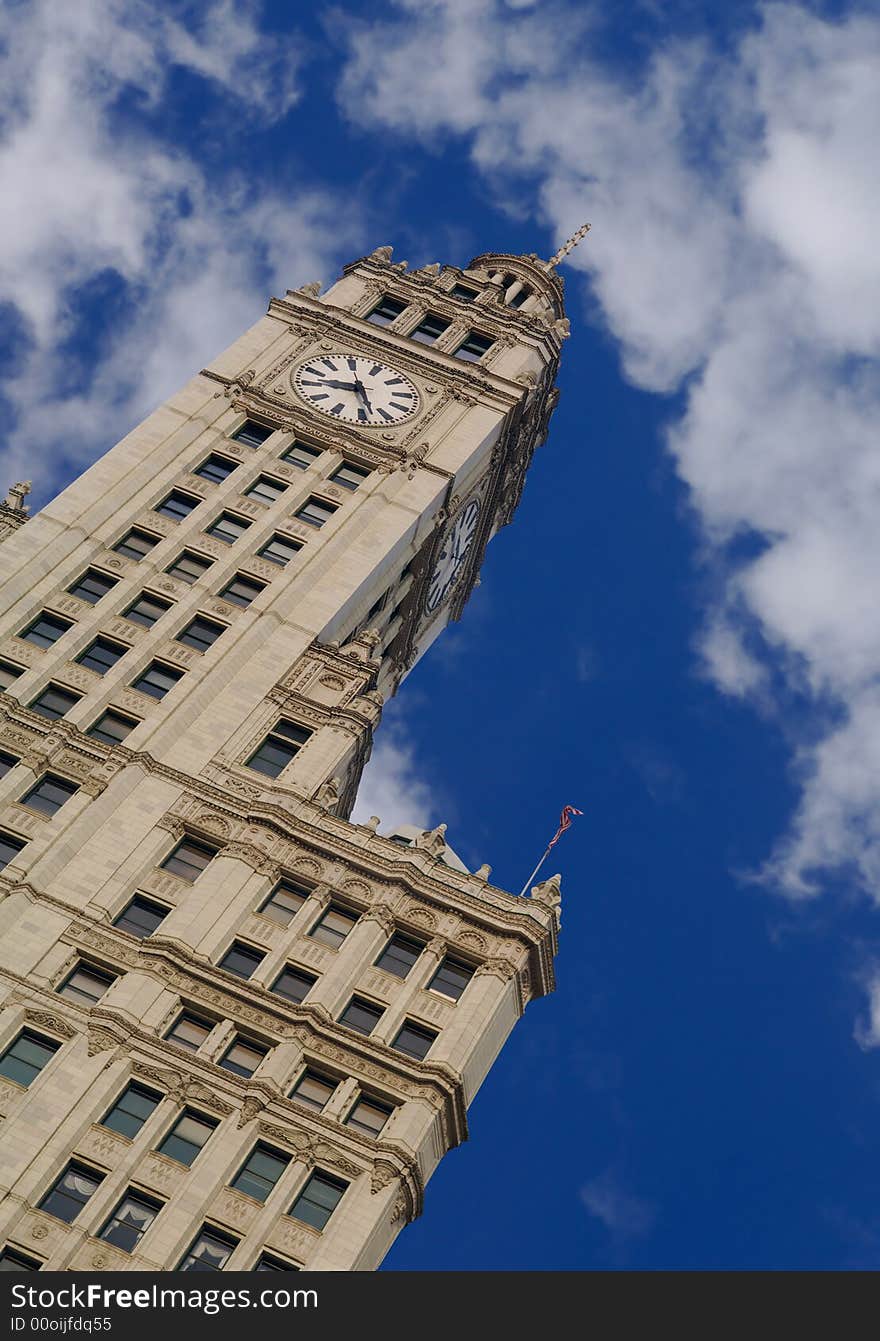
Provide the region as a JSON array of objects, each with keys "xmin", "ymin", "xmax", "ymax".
[
  {"xmin": 337, "ymin": 2, "xmax": 880, "ymax": 921},
  {"xmin": 351, "ymin": 723, "xmax": 439, "ymax": 831},
  {"xmin": 0, "ymin": 0, "xmax": 352, "ymax": 500},
  {"xmin": 580, "ymin": 1170, "xmax": 656, "ymax": 1240}
]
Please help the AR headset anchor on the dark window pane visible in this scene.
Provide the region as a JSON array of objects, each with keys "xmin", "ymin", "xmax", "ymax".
[
  {"xmin": 157, "ymin": 1110, "xmax": 217, "ymax": 1166},
  {"xmin": 245, "ymin": 476, "xmax": 287, "ymax": 506},
  {"xmin": 375, "ymin": 933, "xmax": 423, "ymax": 980},
  {"xmin": 0, "ymin": 1249, "xmax": 41, "ymax": 1270},
  {"xmin": 155, "ymin": 490, "xmax": 200, "ymax": 522},
  {"xmin": 345, "ymin": 1096, "xmax": 393, "ymax": 1137},
  {"xmin": 259, "ymin": 879, "xmax": 309, "ymax": 925},
  {"xmin": 21, "ymin": 774, "xmax": 78, "ymax": 816},
  {"xmin": 289, "ymin": 1069, "xmax": 337, "ymax": 1111},
  {"xmin": 288, "ymin": 1171, "xmax": 346, "ymax": 1231},
  {"xmin": 0, "ymin": 1030, "xmax": 59, "ymax": 1088},
  {"xmin": 67, "ymin": 570, "xmax": 118, "ymax": 604},
  {"xmin": 367, "ymin": 295, "xmax": 406, "ymax": 326},
  {"xmin": 39, "ymin": 1163, "xmax": 103, "ymax": 1223},
  {"xmin": 258, "ymin": 534, "xmax": 303, "ymax": 566},
  {"xmin": 179, "ymin": 1226, "xmax": 238, "ymax": 1271},
  {"xmin": 280, "ymin": 443, "xmax": 322, "ymax": 470},
  {"xmin": 219, "ymin": 942, "xmax": 264, "ymax": 979},
  {"xmin": 100, "ymin": 1083, "xmax": 161, "ymax": 1140},
  {"xmin": 254, "ymin": 1254, "xmax": 299, "ymax": 1271},
  {"xmin": 339, "ymin": 997, "xmax": 383, "ymax": 1036},
  {"xmin": 165, "ymin": 1012, "xmax": 212, "ymax": 1052},
  {"xmin": 247, "ymin": 719, "xmax": 311, "ymax": 778},
  {"xmin": 507, "ymin": 285, "xmax": 529, "ymax": 308},
  {"xmin": 161, "ymin": 838, "xmax": 217, "ymax": 881},
  {"xmin": 114, "ymin": 529, "xmax": 159, "ymax": 561},
  {"xmin": 330, "ymin": 463, "xmax": 370, "ymax": 492},
  {"xmin": 220, "ymin": 1038, "xmax": 267, "ymax": 1078},
  {"xmin": 220, "ymin": 574, "xmax": 266, "ymax": 607},
  {"xmin": 309, "ymin": 905, "xmax": 357, "ymax": 949},
  {"xmin": 76, "ymin": 637, "xmax": 127, "ymax": 675},
  {"xmin": 124, "ymin": 593, "xmax": 173, "ymax": 626},
  {"xmin": 29, "ymin": 685, "xmax": 81, "ymax": 720},
  {"xmin": 113, "ymin": 895, "xmax": 167, "ymax": 939},
  {"xmin": 130, "ymin": 661, "xmax": 184, "ymax": 699},
  {"xmin": 231, "ymin": 1144, "xmax": 290, "ymax": 1203},
  {"xmin": 392, "ymin": 1020, "xmax": 438, "ymax": 1060},
  {"xmin": 451, "ymin": 284, "xmax": 478, "ymax": 301},
  {"xmin": 0, "ymin": 833, "xmax": 26, "ymax": 870},
  {"xmin": 295, "ymin": 497, "xmax": 337, "ymax": 528},
  {"xmin": 0, "ymin": 661, "xmax": 24, "ymax": 691},
  {"xmin": 58, "ymin": 965, "xmax": 115, "ymax": 1005},
  {"xmin": 165, "ymin": 551, "xmax": 214, "ymax": 584},
  {"xmin": 20, "ymin": 613, "xmax": 72, "ymax": 649},
  {"xmin": 454, "ymin": 330, "xmax": 493, "ymax": 362},
  {"xmin": 0, "ymin": 751, "xmax": 18, "ymax": 778},
  {"xmin": 195, "ymin": 454, "xmax": 237, "ymax": 485},
  {"xmin": 429, "ymin": 956, "xmax": 474, "ymax": 1001},
  {"xmin": 233, "ymin": 420, "xmax": 272, "ymax": 448},
  {"xmin": 176, "ymin": 617, "xmax": 226, "ymax": 653},
  {"xmin": 99, "ymin": 1191, "xmax": 161, "ymax": 1253},
  {"xmin": 271, "ymin": 966, "xmax": 316, "ymax": 1004},
  {"xmin": 206, "ymin": 512, "xmax": 251, "ymax": 545},
  {"xmin": 86, "ymin": 709, "xmax": 140, "ymax": 745},
  {"xmin": 410, "ymin": 313, "xmax": 450, "ymax": 344}
]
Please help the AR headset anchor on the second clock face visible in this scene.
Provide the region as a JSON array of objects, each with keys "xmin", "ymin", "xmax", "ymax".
[{"xmin": 293, "ymin": 354, "xmax": 420, "ymax": 426}]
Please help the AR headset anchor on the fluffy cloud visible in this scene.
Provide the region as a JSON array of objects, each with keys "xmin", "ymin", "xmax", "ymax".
[
  {"xmin": 0, "ymin": 0, "xmax": 353, "ymax": 499},
  {"xmin": 338, "ymin": 2, "xmax": 880, "ymax": 916},
  {"xmin": 350, "ymin": 715, "xmax": 439, "ymax": 832},
  {"xmin": 580, "ymin": 1169, "xmax": 656, "ymax": 1242}
]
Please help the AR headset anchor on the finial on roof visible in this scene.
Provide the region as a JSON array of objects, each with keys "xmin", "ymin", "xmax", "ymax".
[{"xmin": 547, "ymin": 223, "xmax": 591, "ymax": 268}]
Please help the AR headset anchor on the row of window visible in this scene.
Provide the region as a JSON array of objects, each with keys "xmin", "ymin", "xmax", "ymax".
[{"xmin": 366, "ymin": 294, "xmax": 494, "ymax": 362}]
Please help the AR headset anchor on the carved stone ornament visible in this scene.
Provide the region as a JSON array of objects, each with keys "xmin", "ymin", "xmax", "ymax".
[
  {"xmin": 186, "ymin": 1082, "xmax": 233, "ymax": 1116},
  {"xmin": 237, "ymin": 1095, "xmax": 266, "ymax": 1128},
  {"xmin": 313, "ymin": 776, "xmax": 341, "ymax": 809},
  {"xmin": 370, "ymin": 1160, "xmax": 400, "ymax": 1195},
  {"xmin": 24, "ymin": 1010, "xmax": 75, "ymax": 1039},
  {"xmin": 475, "ymin": 957, "xmax": 518, "ymax": 982},
  {"xmin": 390, "ymin": 1196, "xmax": 408, "ymax": 1225},
  {"xmin": 363, "ymin": 902, "xmax": 396, "ymax": 936},
  {"xmin": 530, "ymin": 872, "xmax": 562, "ymax": 910},
  {"xmin": 87, "ymin": 1026, "xmax": 124, "ymax": 1057},
  {"xmin": 413, "ymin": 823, "xmax": 448, "ymax": 857}
]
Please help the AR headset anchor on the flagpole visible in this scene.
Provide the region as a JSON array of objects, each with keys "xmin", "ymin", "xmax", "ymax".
[{"xmin": 518, "ymin": 844, "xmax": 553, "ymax": 898}]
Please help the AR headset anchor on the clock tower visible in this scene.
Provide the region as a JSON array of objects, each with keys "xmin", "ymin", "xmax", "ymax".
[{"xmin": 0, "ymin": 240, "xmax": 569, "ymax": 1271}]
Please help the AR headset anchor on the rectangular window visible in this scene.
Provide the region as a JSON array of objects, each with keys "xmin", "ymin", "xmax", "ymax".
[
  {"xmin": 179, "ymin": 1225, "xmax": 239, "ymax": 1272},
  {"xmin": 294, "ymin": 497, "xmax": 338, "ymax": 529},
  {"xmin": 98, "ymin": 1190, "xmax": 162, "ymax": 1253},
  {"xmin": 130, "ymin": 661, "xmax": 184, "ymax": 700},
  {"xmin": 309, "ymin": 904, "xmax": 357, "ymax": 949},
  {"xmin": 20, "ymin": 774, "xmax": 79, "ymax": 816},
  {"xmin": 113, "ymin": 529, "xmax": 160, "ymax": 561},
  {"xmin": 345, "ymin": 1096, "xmax": 393, "ymax": 1138},
  {"xmin": 165, "ymin": 550, "xmax": 214, "ymax": 585},
  {"xmin": 0, "ymin": 833, "xmax": 26, "ymax": 871},
  {"xmin": 58, "ymin": 965, "xmax": 115, "ymax": 1005},
  {"xmin": 258, "ymin": 534, "xmax": 303, "ymax": 567},
  {"xmin": 20, "ymin": 613, "xmax": 73, "ymax": 649},
  {"xmin": 0, "ymin": 661, "xmax": 24, "ymax": 691},
  {"xmin": 205, "ymin": 512, "xmax": 252, "ymax": 545},
  {"xmin": 38, "ymin": 1163, "xmax": 103, "ymax": 1223},
  {"xmin": 410, "ymin": 312, "xmax": 450, "ymax": 345},
  {"xmin": 29, "ymin": 685, "xmax": 82, "ymax": 720},
  {"xmin": 0, "ymin": 751, "xmax": 18, "ymax": 778},
  {"xmin": 367, "ymin": 295, "xmax": 406, "ymax": 326},
  {"xmin": 280, "ymin": 442, "xmax": 322, "ymax": 470},
  {"xmin": 245, "ymin": 476, "xmax": 288, "ymax": 506},
  {"xmin": 288, "ymin": 1171, "xmax": 347, "ymax": 1232},
  {"xmin": 259, "ymin": 880, "xmax": 309, "ymax": 926},
  {"xmin": 100, "ymin": 1083, "xmax": 162, "ymax": 1140},
  {"xmin": 429, "ymin": 956, "xmax": 474, "ymax": 1001},
  {"xmin": 218, "ymin": 942, "xmax": 264, "ymax": 980},
  {"xmin": 230, "ymin": 1144, "xmax": 290, "ymax": 1203},
  {"xmin": 220, "ymin": 574, "xmax": 266, "ymax": 608},
  {"xmin": 161, "ymin": 837, "xmax": 217, "ymax": 881},
  {"xmin": 339, "ymin": 996, "xmax": 383, "ymax": 1036},
  {"xmin": 375, "ymin": 933, "xmax": 423, "ymax": 980},
  {"xmin": 233, "ymin": 420, "xmax": 272, "ymax": 448},
  {"xmin": 508, "ymin": 286, "xmax": 529, "ymax": 308},
  {"xmin": 165, "ymin": 1011, "xmax": 212, "ymax": 1052},
  {"xmin": 254, "ymin": 1254, "xmax": 299, "ymax": 1272},
  {"xmin": 155, "ymin": 489, "xmax": 200, "ymax": 522},
  {"xmin": 124, "ymin": 592, "xmax": 174, "ymax": 627},
  {"xmin": 220, "ymin": 1037, "xmax": 267, "ymax": 1078},
  {"xmin": 289, "ymin": 1069, "xmax": 337, "ymax": 1111},
  {"xmin": 67, "ymin": 569, "xmax": 119, "ymax": 604},
  {"xmin": 451, "ymin": 283, "xmax": 478, "ymax": 301},
  {"xmin": 0, "ymin": 1030, "xmax": 59, "ymax": 1088},
  {"xmin": 247, "ymin": 720, "xmax": 311, "ymax": 779},
  {"xmin": 454, "ymin": 331, "xmax": 493, "ymax": 362},
  {"xmin": 195, "ymin": 454, "xmax": 238, "ymax": 485},
  {"xmin": 330, "ymin": 463, "xmax": 370, "ymax": 492},
  {"xmin": 86, "ymin": 709, "xmax": 140, "ymax": 746},
  {"xmin": 176, "ymin": 616, "xmax": 226, "ymax": 653},
  {"xmin": 113, "ymin": 895, "xmax": 168, "ymax": 939},
  {"xmin": 157, "ymin": 1111, "xmax": 217, "ymax": 1167},
  {"xmin": 0, "ymin": 1248, "xmax": 41, "ymax": 1270},
  {"xmin": 76, "ymin": 636, "xmax": 128, "ymax": 675},
  {"xmin": 392, "ymin": 1019, "xmax": 438, "ymax": 1060},
  {"xmin": 270, "ymin": 965, "xmax": 317, "ymax": 1005}
]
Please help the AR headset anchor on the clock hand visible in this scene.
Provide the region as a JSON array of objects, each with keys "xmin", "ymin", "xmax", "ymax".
[
  {"xmin": 353, "ymin": 378, "xmax": 373, "ymax": 414},
  {"xmin": 319, "ymin": 379, "xmax": 359, "ymax": 391}
]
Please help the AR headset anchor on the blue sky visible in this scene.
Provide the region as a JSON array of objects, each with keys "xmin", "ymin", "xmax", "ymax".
[{"xmin": 3, "ymin": 0, "xmax": 880, "ymax": 1269}]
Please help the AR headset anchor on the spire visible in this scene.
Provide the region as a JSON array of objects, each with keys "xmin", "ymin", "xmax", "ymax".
[{"xmin": 547, "ymin": 222, "xmax": 591, "ymax": 268}]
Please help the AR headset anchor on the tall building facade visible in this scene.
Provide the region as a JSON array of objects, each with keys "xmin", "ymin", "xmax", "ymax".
[{"xmin": 0, "ymin": 242, "xmax": 568, "ymax": 1272}]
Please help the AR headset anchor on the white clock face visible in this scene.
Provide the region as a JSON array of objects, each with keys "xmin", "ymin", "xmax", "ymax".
[
  {"xmin": 426, "ymin": 498, "xmax": 482, "ymax": 614},
  {"xmin": 293, "ymin": 354, "xmax": 419, "ymax": 426}
]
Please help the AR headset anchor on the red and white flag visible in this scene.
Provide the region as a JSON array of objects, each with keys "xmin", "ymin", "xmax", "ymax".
[{"xmin": 547, "ymin": 805, "xmax": 584, "ymax": 848}]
